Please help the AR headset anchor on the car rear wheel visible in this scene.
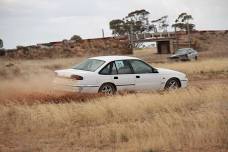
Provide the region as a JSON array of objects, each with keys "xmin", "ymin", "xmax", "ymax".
[
  {"xmin": 195, "ymin": 56, "xmax": 198, "ymax": 60},
  {"xmin": 99, "ymin": 83, "xmax": 116, "ymax": 95},
  {"xmin": 165, "ymin": 78, "xmax": 181, "ymax": 90}
]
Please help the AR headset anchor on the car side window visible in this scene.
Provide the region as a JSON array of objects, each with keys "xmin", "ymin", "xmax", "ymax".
[
  {"xmin": 99, "ymin": 62, "xmax": 117, "ymax": 75},
  {"xmin": 129, "ymin": 60, "xmax": 153, "ymax": 74},
  {"xmin": 114, "ymin": 60, "xmax": 132, "ymax": 74}
]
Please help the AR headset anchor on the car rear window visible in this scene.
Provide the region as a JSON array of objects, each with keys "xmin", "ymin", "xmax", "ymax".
[{"xmin": 73, "ymin": 59, "xmax": 105, "ymax": 72}]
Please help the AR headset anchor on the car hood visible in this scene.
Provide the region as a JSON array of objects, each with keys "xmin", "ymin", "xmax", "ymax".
[
  {"xmin": 157, "ymin": 68, "xmax": 185, "ymax": 76},
  {"xmin": 55, "ymin": 69, "xmax": 93, "ymax": 78}
]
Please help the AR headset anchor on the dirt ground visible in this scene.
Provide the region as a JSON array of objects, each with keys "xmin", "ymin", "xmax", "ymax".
[{"xmin": 0, "ymin": 48, "xmax": 228, "ymax": 152}]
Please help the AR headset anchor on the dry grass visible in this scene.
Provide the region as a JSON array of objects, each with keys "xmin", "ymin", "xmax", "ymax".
[
  {"xmin": 153, "ymin": 58, "xmax": 228, "ymax": 80},
  {"xmin": 0, "ymin": 53, "xmax": 228, "ymax": 152},
  {"xmin": 0, "ymin": 85, "xmax": 228, "ymax": 152},
  {"xmin": 1, "ymin": 55, "xmax": 228, "ymax": 80},
  {"xmin": 154, "ymin": 58, "xmax": 228, "ymax": 75}
]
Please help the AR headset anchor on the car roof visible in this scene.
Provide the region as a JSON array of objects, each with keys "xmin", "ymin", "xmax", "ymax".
[
  {"xmin": 178, "ymin": 48, "xmax": 194, "ymax": 51},
  {"xmin": 89, "ymin": 56, "xmax": 139, "ymax": 62}
]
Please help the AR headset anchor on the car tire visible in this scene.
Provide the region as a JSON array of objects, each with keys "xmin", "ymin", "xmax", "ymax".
[
  {"xmin": 98, "ymin": 83, "xmax": 116, "ymax": 95},
  {"xmin": 195, "ymin": 56, "xmax": 198, "ymax": 60},
  {"xmin": 165, "ymin": 78, "xmax": 181, "ymax": 90}
]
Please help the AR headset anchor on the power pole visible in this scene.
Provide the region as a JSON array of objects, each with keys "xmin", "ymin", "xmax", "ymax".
[
  {"xmin": 187, "ymin": 21, "xmax": 191, "ymax": 48},
  {"xmin": 174, "ymin": 26, "xmax": 178, "ymax": 51},
  {"xmin": 102, "ymin": 29, "xmax": 105, "ymax": 38},
  {"xmin": 130, "ymin": 25, "xmax": 134, "ymax": 49}
]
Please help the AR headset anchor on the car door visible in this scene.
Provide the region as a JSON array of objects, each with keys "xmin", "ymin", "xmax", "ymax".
[
  {"xmin": 98, "ymin": 61, "xmax": 135, "ymax": 91},
  {"xmin": 128, "ymin": 59, "xmax": 162, "ymax": 91},
  {"xmin": 113, "ymin": 60, "xmax": 135, "ymax": 91},
  {"xmin": 187, "ymin": 49, "xmax": 194, "ymax": 59}
]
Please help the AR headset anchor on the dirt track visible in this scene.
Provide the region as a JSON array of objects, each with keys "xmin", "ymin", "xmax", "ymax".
[
  {"xmin": 1, "ymin": 77, "xmax": 227, "ymax": 105},
  {"xmin": 190, "ymin": 78, "xmax": 228, "ymax": 88}
]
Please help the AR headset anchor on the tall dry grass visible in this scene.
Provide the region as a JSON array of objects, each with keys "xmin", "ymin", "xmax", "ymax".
[
  {"xmin": 154, "ymin": 58, "xmax": 228, "ymax": 75},
  {"xmin": 154, "ymin": 58, "xmax": 228, "ymax": 80},
  {"xmin": 0, "ymin": 85, "xmax": 228, "ymax": 152}
]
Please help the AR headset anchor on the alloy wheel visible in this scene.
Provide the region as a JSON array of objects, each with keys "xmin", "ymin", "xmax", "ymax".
[
  {"xmin": 100, "ymin": 84, "xmax": 115, "ymax": 95},
  {"xmin": 165, "ymin": 79, "xmax": 180, "ymax": 90}
]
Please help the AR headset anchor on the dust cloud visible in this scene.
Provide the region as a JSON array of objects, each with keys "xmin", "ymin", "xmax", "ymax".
[{"xmin": 0, "ymin": 72, "xmax": 100, "ymax": 105}]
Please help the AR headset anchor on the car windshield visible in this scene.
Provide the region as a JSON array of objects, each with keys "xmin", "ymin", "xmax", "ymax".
[
  {"xmin": 73, "ymin": 59, "xmax": 105, "ymax": 72},
  {"xmin": 175, "ymin": 48, "xmax": 189, "ymax": 54}
]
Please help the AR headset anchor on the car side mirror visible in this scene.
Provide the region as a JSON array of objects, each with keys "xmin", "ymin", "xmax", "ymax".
[{"xmin": 152, "ymin": 68, "xmax": 159, "ymax": 73}]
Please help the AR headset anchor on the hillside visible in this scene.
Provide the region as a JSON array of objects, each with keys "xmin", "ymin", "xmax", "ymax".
[{"xmin": 175, "ymin": 30, "xmax": 228, "ymax": 57}]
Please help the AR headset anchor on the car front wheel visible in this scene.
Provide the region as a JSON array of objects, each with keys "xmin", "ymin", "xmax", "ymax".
[{"xmin": 165, "ymin": 78, "xmax": 181, "ymax": 90}]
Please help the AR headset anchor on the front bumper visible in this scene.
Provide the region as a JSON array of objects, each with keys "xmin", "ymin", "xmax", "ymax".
[
  {"xmin": 180, "ymin": 79, "xmax": 188, "ymax": 88},
  {"xmin": 169, "ymin": 55, "xmax": 189, "ymax": 61}
]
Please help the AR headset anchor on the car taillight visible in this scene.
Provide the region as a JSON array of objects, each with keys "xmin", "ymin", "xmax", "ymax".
[{"xmin": 71, "ymin": 75, "xmax": 83, "ymax": 80}]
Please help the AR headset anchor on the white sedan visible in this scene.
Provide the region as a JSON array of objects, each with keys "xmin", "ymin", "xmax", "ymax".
[{"xmin": 54, "ymin": 56, "xmax": 188, "ymax": 94}]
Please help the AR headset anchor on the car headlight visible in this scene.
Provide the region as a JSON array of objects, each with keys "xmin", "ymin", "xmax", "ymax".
[{"xmin": 184, "ymin": 74, "xmax": 188, "ymax": 80}]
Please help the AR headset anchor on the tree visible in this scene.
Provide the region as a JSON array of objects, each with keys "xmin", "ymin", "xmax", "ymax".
[
  {"xmin": 109, "ymin": 10, "xmax": 170, "ymax": 36},
  {"xmin": 109, "ymin": 9, "xmax": 153, "ymax": 36},
  {"xmin": 151, "ymin": 15, "xmax": 169, "ymax": 33},
  {"xmin": 124, "ymin": 9, "xmax": 151, "ymax": 34},
  {"xmin": 109, "ymin": 19, "xmax": 126, "ymax": 36},
  {"xmin": 125, "ymin": 9, "xmax": 150, "ymax": 33},
  {"xmin": 172, "ymin": 13, "xmax": 195, "ymax": 32},
  {"xmin": 70, "ymin": 35, "xmax": 82, "ymax": 41},
  {"xmin": 158, "ymin": 16, "xmax": 169, "ymax": 32},
  {"xmin": 0, "ymin": 39, "xmax": 3, "ymax": 48}
]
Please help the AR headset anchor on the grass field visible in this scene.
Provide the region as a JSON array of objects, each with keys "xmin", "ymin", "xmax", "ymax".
[
  {"xmin": 0, "ymin": 85, "xmax": 227, "ymax": 152},
  {"xmin": 0, "ymin": 51, "xmax": 228, "ymax": 152}
]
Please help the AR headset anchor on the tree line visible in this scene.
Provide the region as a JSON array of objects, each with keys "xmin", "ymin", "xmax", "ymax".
[
  {"xmin": 0, "ymin": 11, "xmax": 194, "ymax": 49},
  {"xmin": 109, "ymin": 9, "xmax": 195, "ymax": 36}
]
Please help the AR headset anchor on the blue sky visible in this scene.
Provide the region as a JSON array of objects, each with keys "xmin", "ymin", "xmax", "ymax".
[{"xmin": 1, "ymin": 0, "xmax": 228, "ymax": 49}]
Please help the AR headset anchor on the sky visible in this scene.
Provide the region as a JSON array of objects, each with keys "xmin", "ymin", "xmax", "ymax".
[{"xmin": 0, "ymin": 0, "xmax": 228, "ymax": 49}]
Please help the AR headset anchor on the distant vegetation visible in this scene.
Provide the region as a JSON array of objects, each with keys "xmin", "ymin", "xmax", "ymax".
[
  {"xmin": 109, "ymin": 10, "xmax": 195, "ymax": 36},
  {"xmin": 70, "ymin": 35, "xmax": 82, "ymax": 41},
  {"xmin": 109, "ymin": 9, "xmax": 169, "ymax": 36},
  {"xmin": 172, "ymin": 12, "xmax": 195, "ymax": 32}
]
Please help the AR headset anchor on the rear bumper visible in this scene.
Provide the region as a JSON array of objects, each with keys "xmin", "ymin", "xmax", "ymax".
[{"xmin": 53, "ymin": 77, "xmax": 100, "ymax": 93}]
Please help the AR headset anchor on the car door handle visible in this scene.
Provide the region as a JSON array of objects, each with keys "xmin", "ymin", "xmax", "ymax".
[
  {"xmin": 114, "ymin": 76, "xmax": 118, "ymax": 79},
  {"xmin": 136, "ymin": 76, "xmax": 140, "ymax": 78}
]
